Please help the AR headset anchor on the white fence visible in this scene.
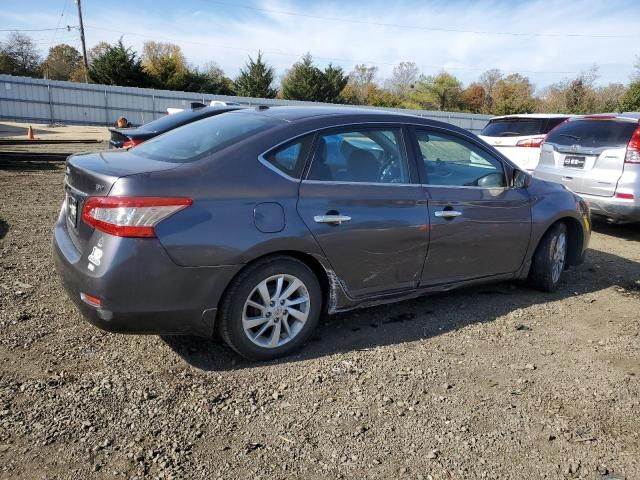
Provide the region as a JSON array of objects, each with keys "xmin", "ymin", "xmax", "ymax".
[{"xmin": 0, "ymin": 74, "xmax": 491, "ymax": 133}]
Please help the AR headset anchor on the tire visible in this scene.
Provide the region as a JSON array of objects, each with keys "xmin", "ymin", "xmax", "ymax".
[
  {"xmin": 528, "ymin": 222, "xmax": 568, "ymax": 292},
  {"xmin": 218, "ymin": 256, "xmax": 322, "ymax": 361}
]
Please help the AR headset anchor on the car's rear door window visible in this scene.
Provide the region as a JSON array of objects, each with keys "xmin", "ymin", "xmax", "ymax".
[
  {"xmin": 263, "ymin": 135, "xmax": 314, "ymax": 178},
  {"xmin": 132, "ymin": 113, "xmax": 277, "ymax": 163},
  {"xmin": 307, "ymin": 128, "xmax": 410, "ymax": 184},
  {"xmin": 481, "ymin": 118, "xmax": 544, "ymax": 137},
  {"xmin": 544, "ymin": 119, "xmax": 637, "ymax": 149},
  {"xmin": 416, "ymin": 129, "xmax": 506, "ymax": 188}
]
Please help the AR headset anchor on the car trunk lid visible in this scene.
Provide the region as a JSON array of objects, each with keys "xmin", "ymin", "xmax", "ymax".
[{"xmin": 64, "ymin": 150, "xmax": 181, "ymax": 250}]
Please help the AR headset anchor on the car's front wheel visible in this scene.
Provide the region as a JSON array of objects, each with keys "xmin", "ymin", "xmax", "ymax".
[
  {"xmin": 528, "ymin": 222, "xmax": 568, "ymax": 292},
  {"xmin": 218, "ymin": 256, "xmax": 322, "ymax": 361}
]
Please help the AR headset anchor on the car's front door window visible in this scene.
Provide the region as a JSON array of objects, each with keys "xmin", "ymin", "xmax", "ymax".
[
  {"xmin": 307, "ymin": 129, "xmax": 410, "ymax": 184},
  {"xmin": 416, "ymin": 130, "xmax": 506, "ymax": 188}
]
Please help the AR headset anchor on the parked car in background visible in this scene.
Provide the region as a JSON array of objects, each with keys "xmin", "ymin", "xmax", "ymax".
[
  {"xmin": 108, "ymin": 104, "xmax": 243, "ymax": 148},
  {"xmin": 479, "ymin": 114, "xmax": 572, "ymax": 172},
  {"xmin": 166, "ymin": 100, "xmax": 242, "ymax": 115},
  {"xmin": 54, "ymin": 107, "xmax": 590, "ymax": 361},
  {"xmin": 534, "ymin": 113, "xmax": 640, "ymax": 223}
]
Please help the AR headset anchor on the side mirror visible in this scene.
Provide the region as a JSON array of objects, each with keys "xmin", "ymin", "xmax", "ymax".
[{"xmin": 513, "ymin": 169, "xmax": 532, "ymax": 189}]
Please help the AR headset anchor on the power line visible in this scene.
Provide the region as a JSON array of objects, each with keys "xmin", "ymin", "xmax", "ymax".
[
  {"xmin": 48, "ymin": 0, "xmax": 70, "ymax": 50},
  {"xmin": 201, "ymin": 1, "xmax": 636, "ymax": 39},
  {"xmin": 85, "ymin": 24, "xmax": 617, "ymax": 76},
  {"xmin": 0, "ymin": 27, "xmax": 67, "ymax": 32}
]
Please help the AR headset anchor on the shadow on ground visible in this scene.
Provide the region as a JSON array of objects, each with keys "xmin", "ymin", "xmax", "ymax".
[
  {"xmin": 592, "ymin": 218, "xmax": 640, "ymax": 242},
  {"xmin": 162, "ymin": 246, "xmax": 640, "ymax": 372},
  {"xmin": 0, "ymin": 159, "xmax": 63, "ymax": 172},
  {"xmin": 0, "ymin": 219, "xmax": 8, "ymax": 240}
]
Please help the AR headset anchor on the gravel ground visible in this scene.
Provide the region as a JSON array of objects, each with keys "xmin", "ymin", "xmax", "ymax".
[{"xmin": 1, "ymin": 163, "xmax": 639, "ymax": 480}]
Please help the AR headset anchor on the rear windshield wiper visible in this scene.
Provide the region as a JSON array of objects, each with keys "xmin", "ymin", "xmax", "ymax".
[{"xmin": 558, "ymin": 133, "xmax": 581, "ymax": 141}]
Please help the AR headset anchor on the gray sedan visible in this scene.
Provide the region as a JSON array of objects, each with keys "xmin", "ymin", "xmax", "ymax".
[{"xmin": 53, "ymin": 107, "xmax": 591, "ymax": 360}]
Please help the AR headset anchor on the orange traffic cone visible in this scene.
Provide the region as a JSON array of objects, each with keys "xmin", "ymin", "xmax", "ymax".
[{"xmin": 27, "ymin": 125, "xmax": 35, "ymax": 140}]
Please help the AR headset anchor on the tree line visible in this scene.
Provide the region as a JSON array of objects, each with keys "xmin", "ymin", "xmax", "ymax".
[{"xmin": 2, "ymin": 32, "xmax": 640, "ymax": 114}]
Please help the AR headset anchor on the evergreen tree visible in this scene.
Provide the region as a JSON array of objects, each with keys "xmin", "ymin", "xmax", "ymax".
[
  {"xmin": 318, "ymin": 64, "xmax": 348, "ymax": 103},
  {"xmin": 234, "ymin": 51, "xmax": 277, "ymax": 98},
  {"xmin": 621, "ymin": 80, "xmax": 640, "ymax": 111},
  {"xmin": 280, "ymin": 53, "xmax": 323, "ymax": 101},
  {"xmin": 88, "ymin": 40, "xmax": 148, "ymax": 87}
]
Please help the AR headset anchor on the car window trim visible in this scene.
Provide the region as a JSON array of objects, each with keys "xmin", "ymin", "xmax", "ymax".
[
  {"xmin": 302, "ymin": 123, "xmax": 415, "ymax": 185},
  {"xmin": 410, "ymin": 125, "xmax": 510, "ymax": 189},
  {"xmin": 257, "ymin": 120, "xmax": 507, "ymax": 184}
]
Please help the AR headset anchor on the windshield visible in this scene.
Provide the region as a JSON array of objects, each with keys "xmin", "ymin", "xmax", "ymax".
[
  {"xmin": 481, "ymin": 118, "xmax": 545, "ymax": 137},
  {"xmin": 545, "ymin": 119, "xmax": 637, "ymax": 149},
  {"xmin": 132, "ymin": 112, "xmax": 278, "ymax": 163}
]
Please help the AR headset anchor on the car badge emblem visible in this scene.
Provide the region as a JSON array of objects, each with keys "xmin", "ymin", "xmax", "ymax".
[
  {"xmin": 95, "ymin": 184, "xmax": 105, "ymax": 192},
  {"xmin": 570, "ymin": 144, "xmax": 579, "ymax": 152},
  {"xmin": 494, "ymin": 140, "xmax": 502, "ymax": 145}
]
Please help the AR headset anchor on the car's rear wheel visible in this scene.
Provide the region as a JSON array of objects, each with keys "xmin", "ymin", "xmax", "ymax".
[
  {"xmin": 528, "ymin": 222, "xmax": 568, "ymax": 292},
  {"xmin": 218, "ymin": 256, "xmax": 322, "ymax": 361}
]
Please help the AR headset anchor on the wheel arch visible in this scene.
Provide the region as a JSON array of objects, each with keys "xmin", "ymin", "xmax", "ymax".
[
  {"xmin": 214, "ymin": 250, "xmax": 335, "ymax": 335},
  {"xmin": 536, "ymin": 216, "xmax": 585, "ymax": 267}
]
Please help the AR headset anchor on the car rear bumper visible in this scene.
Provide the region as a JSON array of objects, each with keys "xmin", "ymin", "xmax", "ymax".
[
  {"xmin": 578, "ymin": 194, "xmax": 640, "ymax": 222},
  {"xmin": 52, "ymin": 213, "xmax": 242, "ymax": 336}
]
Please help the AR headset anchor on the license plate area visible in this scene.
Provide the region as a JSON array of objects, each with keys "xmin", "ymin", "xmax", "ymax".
[
  {"xmin": 66, "ymin": 193, "xmax": 79, "ymax": 228},
  {"xmin": 564, "ymin": 156, "xmax": 585, "ymax": 169}
]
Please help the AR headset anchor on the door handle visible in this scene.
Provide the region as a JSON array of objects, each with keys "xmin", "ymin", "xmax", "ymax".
[
  {"xmin": 434, "ymin": 210, "xmax": 462, "ymax": 219},
  {"xmin": 314, "ymin": 214, "xmax": 352, "ymax": 225}
]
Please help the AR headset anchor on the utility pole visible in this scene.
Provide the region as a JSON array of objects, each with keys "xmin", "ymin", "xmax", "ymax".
[{"xmin": 75, "ymin": 0, "xmax": 89, "ymax": 82}]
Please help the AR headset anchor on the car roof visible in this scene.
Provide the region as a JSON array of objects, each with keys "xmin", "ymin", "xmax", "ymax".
[
  {"xmin": 569, "ymin": 113, "xmax": 640, "ymax": 123},
  {"xmin": 488, "ymin": 113, "xmax": 575, "ymax": 120},
  {"xmin": 245, "ymin": 105, "xmax": 423, "ymax": 122}
]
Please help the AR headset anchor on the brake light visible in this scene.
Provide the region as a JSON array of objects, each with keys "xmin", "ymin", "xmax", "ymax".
[
  {"xmin": 625, "ymin": 125, "xmax": 640, "ymax": 164},
  {"xmin": 122, "ymin": 138, "xmax": 144, "ymax": 149},
  {"xmin": 516, "ymin": 136, "xmax": 545, "ymax": 148},
  {"xmin": 82, "ymin": 197, "xmax": 192, "ymax": 238},
  {"xmin": 615, "ymin": 192, "xmax": 634, "ymax": 200}
]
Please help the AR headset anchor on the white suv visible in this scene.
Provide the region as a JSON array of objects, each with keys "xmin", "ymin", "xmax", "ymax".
[
  {"xmin": 534, "ymin": 113, "xmax": 640, "ymax": 223},
  {"xmin": 479, "ymin": 114, "xmax": 572, "ymax": 172}
]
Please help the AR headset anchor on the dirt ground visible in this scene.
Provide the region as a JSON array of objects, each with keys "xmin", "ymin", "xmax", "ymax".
[{"xmin": 0, "ymin": 162, "xmax": 639, "ymax": 480}]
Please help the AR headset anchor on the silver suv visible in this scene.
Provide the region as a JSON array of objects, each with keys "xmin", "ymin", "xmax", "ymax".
[{"xmin": 534, "ymin": 113, "xmax": 640, "ymax": 223}]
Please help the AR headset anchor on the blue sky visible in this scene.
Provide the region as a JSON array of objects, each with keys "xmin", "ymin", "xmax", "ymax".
[{"xmin": 1, "ymin": 0, "xmax": 639, "ymax": 90}]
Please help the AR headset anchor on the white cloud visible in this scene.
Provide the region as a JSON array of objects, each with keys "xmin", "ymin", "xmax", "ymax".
[{"xmin": 2, "ymin": 0, "xmax": 639, "ymax": 89}]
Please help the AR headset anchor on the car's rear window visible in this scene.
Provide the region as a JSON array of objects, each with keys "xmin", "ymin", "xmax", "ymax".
[
  {"xmin": 481, "ymin": 118, "xmax": 545, "ymax": 137},
  {"xmin": 137, "ymin": 108, "xmax": 214, "ymax": 133},
  {"xmin": 545, "ymin": 119, "xmax": 637, "ymax": 149},
  {"xmin": 132, "ymin": 112, "xmax": 277, "ymax": 163}
]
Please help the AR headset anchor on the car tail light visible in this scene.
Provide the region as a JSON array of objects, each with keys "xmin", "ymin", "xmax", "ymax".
[
  {"xmin": 516, "ymin": 136, "xmax": 545, "ymax": 148},
  {"xmin": 122, "ymin": 138, "xmax": 144, "ymax": 149},
  {"xmin": 82, "ymin": 196, "xmax": 192, "ymax": 238},
  {"xmin": 80, "ymin": 292, "xmax": 102, "ymax": 307},
  {"xmin": 615, "ymin": 192, "xmax": 634, "ymax": 200},
  {"xmin": 624, "ymin": 124, "xmax": 640, "ymax": 164}
]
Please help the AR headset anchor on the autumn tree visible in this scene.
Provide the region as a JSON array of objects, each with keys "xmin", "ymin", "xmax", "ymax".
[
  {"xmin": 479, "ymin": 68, "xmax": 503, "ymax": 113},
  {"xmin": 42, "ymin": 44, "xmax": 81, "ymax": 80},
  {"xmin": 142, "ymin": 41, "xmax": 188, "ymax": 90},
  {"xmin": 234, "ymin": 52, "xmax": 277, "ymax": 98},
  {"xmin": 386, "ymin": 61, "xmax": 419, "ymax": 98},
  {"xmin": 411, "ymin": 72, "xmax": 463, "ymax": 111},
  {"xmin": 341, "ymin": 64, "xmax": 379, "ymax": 104},
  {"xmin": 492, "ymin": 74, "xmax": 536, "ymax": 115},
  {"xmin": 461, "ymin": 83, "xmax": 486, "ymax": 113}
]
